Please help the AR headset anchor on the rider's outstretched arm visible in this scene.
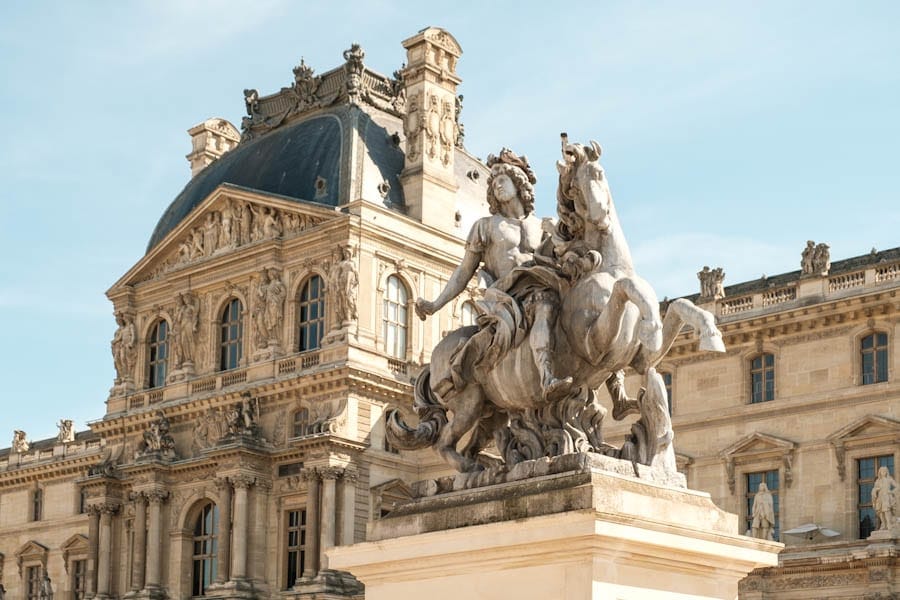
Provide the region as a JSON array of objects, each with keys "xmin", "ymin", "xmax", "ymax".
[{"xmin": 415, "ymin": 248, "xmax": 481, "ymax": 320}]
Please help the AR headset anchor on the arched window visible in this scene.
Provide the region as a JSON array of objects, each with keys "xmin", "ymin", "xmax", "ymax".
[
  {"xmin": 460, "ymin": 301, "xmax": 477, "ymax": 327},
  {"xmin": 219, "ymin": 299, "xmax": 243, "ymax": 371},
  {"xmin": 383, "ymin": 275, "xmax": 408, "ymax": 359},
  {"xmin": 191, "ymin": 502, "xmax": 218, "ymax": 597},
  {"xmin": 750, "ymin": 353, "xmax": 775, "ymax": 403},
  {"xmin": 861, "ymin": 332, "xmax": 888, "ymax": 385},
  {"xmin": 298, "ymin": 275, "xmax": 325, "ymax": 352},
  {"xmin": 147, "ymin": 320, "xmax": 168, "ymax": 388}
]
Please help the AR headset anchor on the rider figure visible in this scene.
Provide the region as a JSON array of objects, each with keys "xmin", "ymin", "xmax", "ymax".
[{"xmin": 415, "ymin": 148, "xmax": 573, "ymax": 401}]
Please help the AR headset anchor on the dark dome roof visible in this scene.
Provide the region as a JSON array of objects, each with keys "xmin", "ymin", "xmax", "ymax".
[{"xmin": 148, "ymin": 105, "xmax": 409, "ymax": 252}]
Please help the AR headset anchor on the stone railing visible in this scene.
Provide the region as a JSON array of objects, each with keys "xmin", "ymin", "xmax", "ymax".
[
  {"xmin": 221, "ymin": 369, "xmax": 247, "ymax": 387},
  {"xmin": 875, "ymin": 263, "xmax": 900, "ymax": 283},
  {"xmin": 301, "ymin": 351, "xmax": 321, "ymax": 370},
  {"xmin": 3, "ymin": 437, "xmax": 104, "ymax": 469},
  {"xmin": 721, "ymin": 296, "xmax": 754, "ymax": 316},
  {"xmin": 190, "ymin": 377, "xmax": 217, "ymax": 394},
  {"xmin": 387, "ymin": 358, "xmax": 408, "ymax": 375},
  {"xmin": 828, "ymin": 271, "xmax": 865, "ymax": 292},
  {"xmin": 278, "ymin": 358, "xmax": 297, "ymax": 374},
  {"xmin": 761, "ymin": 286, "xmax": 796, "ymax": 307}
]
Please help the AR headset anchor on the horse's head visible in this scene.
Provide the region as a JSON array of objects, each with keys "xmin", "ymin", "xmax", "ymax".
[{"xmin": 557, "ymin": 137, "xmax": 612, "ymax": 235}]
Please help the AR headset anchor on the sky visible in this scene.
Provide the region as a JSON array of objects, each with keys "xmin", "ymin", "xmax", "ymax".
[{"xmin": 0, "ymin": 1, "xmax": 898, "ymax": 442}]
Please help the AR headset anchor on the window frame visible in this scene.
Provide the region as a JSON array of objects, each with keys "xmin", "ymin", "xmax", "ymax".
[
  {"xmin": 191, "ymin": 502, "xmax": 219, "ymax": 597},
  {"xmin": 860, "ymin": 331, "xmax": 889, "ymax": 385},
  {"xmin": 284, "ymin": 508, "xmax": 308, "ymax": 589},
  {"xmin": 297, "ymin": 275, "xmax": 326, "ymax": 353},
  {"xmin": 856, "ymin": 454, "xmax": 894, "ymax": 539},
  {"xmin": 382, "ymin": 275, "xmax": 409, "ymax": 360},
  {"xmin": 147, "ymin": 319, "xmax": 169, "ymax": 389},
  {"xmin": 31, "ymin": 487, "xmax": 43, "ymax": 522},
  {"xmin": 744, "ymin": 469, "xmax": 781, "ymax": 541},
  {"xmin": 749, "ymin": 352, "xmax": 775, "ymax": 404},
  {"xmin": 219, "ymin": 298, "xmax": 244, "ymax": 372}
]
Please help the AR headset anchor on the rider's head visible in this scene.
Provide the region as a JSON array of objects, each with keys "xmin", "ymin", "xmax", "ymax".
[{"xmin": 485, "ymin": 148, "xmax": 536, "ymax": 216}]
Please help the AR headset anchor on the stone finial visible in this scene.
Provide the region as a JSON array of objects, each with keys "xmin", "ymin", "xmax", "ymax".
[
  {"xmin": 186, "ymin": 118, "xmax": 240, "ymax": 177},
  {"xmin": 801, "ymin": 240, "xmax": 830, "ymax": 277},
  {"xmin": 697, "ymin": 266, "xmax": 726, "ymax": 302}
]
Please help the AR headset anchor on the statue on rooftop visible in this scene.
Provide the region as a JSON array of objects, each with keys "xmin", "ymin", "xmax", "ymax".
[
  {"xmin": 57, "ymin": 419, "xmax": 74, "ymax": 444},
  {"xmin": 12, "ymin": 430, "xmax": 29, "ymax": 453},
  {"xmin": 388, "ymin": 136, "xmax": 725, "ymax": 476}
]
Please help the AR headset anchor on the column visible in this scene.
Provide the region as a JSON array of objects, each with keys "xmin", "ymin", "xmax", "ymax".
[
  {"xmin": 97, "ymin": 504, "xmax": 118, "ymax": 598},
  {"xmin": 130, "ymin": 493, "xmax": 147, "ymax": 592},
  {"xmin": 230, "ymin": 475, "xmax": 254, "ymax": 581},
  {"xmin": 87, "ymin": 505, "xmax": 100, "ymax": 598},
  {"xmin": 214, "ymin": 478, "xmax": 232, "ymax": 584},
  {"xmin": 320, "ymin": 468, "xmax": 341, "ymax": 553},
  {"xmin": 302, "ymin": 469, "xmax": 320, "ymax": 578},
  {"xmin": 341, "ymin": 470, "xmax": 359, "ymax": 546},
  {"xmin": 145, "ymin": 491, "xmax": 168, "ymax": 589}
]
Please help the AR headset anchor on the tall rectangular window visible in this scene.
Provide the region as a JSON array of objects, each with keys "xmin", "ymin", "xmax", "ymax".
[
  {"xmin": 858, "ymin": 454, "xmax": 894, "ymax": 538},
  {"xmin": 285, "ymin": 509, "xmax": 308, "ymax": 589},
  {"xmin": 661, "ymin": 371, "xmax": 673, "ymax": 415},
  {"xmin": 26, "ymin": 565, "xmax": 42, "ymax": 600},
  {"xmin": 750, "ymin": 354, "xmax": 775, "ymax": 403},
  {"xmin": 745, "ymin": 470, "xmax": 779, "ymax": 540},
  {"xmin": 32, "ymin": 488, "xmax": 43, "ymax": 521},
  {"xmin": 72, "ymin": 559, "xmax": 87, "ymax": 599},
  {"xmin": 861, "ymin": 332, "xmax": 888, "ymax": 385}
]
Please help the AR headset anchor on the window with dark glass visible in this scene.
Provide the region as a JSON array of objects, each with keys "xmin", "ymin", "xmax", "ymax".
[
  {"xmin": 660, "ymin": 371, "xmax": 673, "ymax": 415},
  {"xmin": 285, "ymin": 508, "xmax": 308, "ymax": 589},
  {"xmin": 383, "ymin": 275, "xmax": 408, "ymax": 359},
  {"xmin": 192, "ymin": 502, "xmax": 218, "ymax": 597},
  {"xmin": 858, "ymin": 455, "xmax": 894, "ymax": 538},
  {"xmin": 79, "ymin": 489, "xmax": 88, "ymax": 514},
  {"xmin": 26, "ymin": 565, "xmax": 42, "ymax": 600},
  {"xmin": 745, "ymin": 470, "xmax": 779, "ymax": 541},
  {"xmin": 750, "ymin": 353, "xmax": 775, "ymax": 403},
  {"xmin": 72, "ymin": 559, "xmax": 87, "ymax": 599},
  {"xmin": 32, "ymin": 488, "xmax": 42, "ymax": 521},
  {"xmin": 219, "ymin": 299, "xmax": 243, "ymax": 371},
  {"xmin": 148, "ymin": 319, "xmax": 169, "ymax": 388},
  {"xmin": 861, "ymin": 332, "xmax": 888, "ymax": 385},
  {"xmin": 292, "ymin": 407, "xmax": 310, "ymax": 438},
  {"xmin": 298, "ymin": 275, "xmax": 326, "ymax": 352}
]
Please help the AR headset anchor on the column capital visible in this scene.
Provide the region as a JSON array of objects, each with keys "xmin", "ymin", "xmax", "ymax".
[
  {"xmin": 100, "ymin": 502, "xmax": 120, "ymax": 515},
  {"xmin": 319, "ymin": 466, "xmax": 345, "ymax": 480},
  {"xmin": 146, "ymin": 490, "xmax": 170, "ymax": 504},
  {"xmin": 87, "ymin": 504, "xmax": 104, "ymax": 516},
  {"xmin": 342, "ymin": 469, "xmax": 359, "ymax": 483},
  {"xmin": 301, "ymin": 468, "xmax": 320, "ymax": 482},
  {"xmin": 232, "ymin": 474, "xmax": 256, "ymax": 489},
  {"xmin": 213, "ymin": 476, "xmax": 232, "ymax": 490}
]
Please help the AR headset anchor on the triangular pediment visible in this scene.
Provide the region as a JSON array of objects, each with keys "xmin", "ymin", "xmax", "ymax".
[
  {"xmin": 15, "ymin": 540, "xmax": 49, "ymax": 572},
  {"xmin": 111, "ymin": 184, "xmax": 340, "ymax": 290},
  {"xmin": 61, "ymin": 533, "xmax": 88, "ymax": 553},
  {"xmin": 720, "ymin": 432, "xmax": 795, "ymax": 461},
  {"xmin": 371, "ymin": 478, "xmax": 412, "ymax": 518},
  {"xmin": 827, "ymin": 415, "xmax": 900, "ymax": 446}
]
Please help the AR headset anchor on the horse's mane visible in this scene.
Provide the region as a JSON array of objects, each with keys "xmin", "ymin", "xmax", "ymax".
[{"xmin": 556, "ymin": 143, "xmax": 595, "ymax": 243}]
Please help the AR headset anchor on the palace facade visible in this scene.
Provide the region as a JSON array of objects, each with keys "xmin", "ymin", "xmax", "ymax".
[{"xmin": 1, "ymin": 27, "xmax": 897, "ymax": 600}]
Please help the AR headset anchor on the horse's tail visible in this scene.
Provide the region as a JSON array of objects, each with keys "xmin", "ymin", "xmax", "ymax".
[{"xmin": 385, "ymin": 365, "xmax": 448, "ymax": 450}]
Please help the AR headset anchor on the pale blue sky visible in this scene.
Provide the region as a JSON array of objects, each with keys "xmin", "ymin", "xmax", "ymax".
[{"xmin": 1, "ymin": 1, "xmax": 898, "ymax": 441}]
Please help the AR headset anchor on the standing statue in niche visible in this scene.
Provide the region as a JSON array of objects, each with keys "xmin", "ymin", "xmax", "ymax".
[
  {"xmin": 256, "ymin": 267, "xmax": 286, "ymax": 346},
  {"xmin": 173, "ymin": 292, "xmax": 199, "ymax": 369},
  {"xmin": 872, "ymin": 466, "xmax": 898, "ymax": 532},
  {"xmin": 111, "ymin": 312, "xmax": 137, "ymax": 383},
  {"xmin": 330, "ymin": 244, "xmax": 359, "ymax": 326},
  {"xmin": 751, "ymin": 481, "xmax": 776, "ymax": 540},
  {"xmin": 388, "ymin": 136, "xmax": 725, "ymax": 476}
]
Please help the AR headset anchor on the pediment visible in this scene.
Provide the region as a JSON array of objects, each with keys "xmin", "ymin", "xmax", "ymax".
[
  {"xmin": 371, "ymin": 478, "xmax": 412, "ymax": 519},
  {"xmin": 61, "ymin": 533, "xmax": 88, "ymax": 554},
  {"xmin": 827, "ymin": 415, "xmax": 900, "ymax": 447},
  {"xmin": 15, "ymin": 540, "xmax": 48, "ymax": 572},
  {"xmin": 720, "ymin": 432, "xmax": 796, "ymax": 461},
  {"xmin": 113, "ymin": 184, "xmax": 340, "ymax": 289}
]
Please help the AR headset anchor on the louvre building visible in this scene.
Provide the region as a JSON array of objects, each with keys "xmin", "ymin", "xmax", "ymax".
[{"xmin": 1, "ymin": 27, "xmax": 898, "ymax": 600}]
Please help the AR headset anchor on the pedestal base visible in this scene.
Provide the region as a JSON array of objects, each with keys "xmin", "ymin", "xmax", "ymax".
[
  {"xmin": 329, "ymin": 453, "xmax": 781, "ymax": 600},
  {"xmin": 287, "ymin": 569, "xmax": 364, "ymax": 599},
  {"xmin": 122, "ymin": 585, "xmax": 168, "ymax": 600},
  {"xmin": 205, "ymin": 578, "xmax": 256, "ymax": 599}
]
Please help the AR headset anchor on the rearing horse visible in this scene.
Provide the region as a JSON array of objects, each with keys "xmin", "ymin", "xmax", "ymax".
[{"xmin": 387, "ymin": 138, "xmax": 724, "ymax": 473}]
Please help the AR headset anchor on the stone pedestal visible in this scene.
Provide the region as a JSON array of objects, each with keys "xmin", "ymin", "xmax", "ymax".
[{"xmin": 328, "ymin": 453, "xmax": 781, "ymax": 600}]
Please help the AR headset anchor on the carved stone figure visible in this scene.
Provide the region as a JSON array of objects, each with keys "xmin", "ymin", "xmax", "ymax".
[
  {"xmin": 111, "ymin": 312, "xmax": 137, "ymax": 383},
  {"xmin": 39, "ymin": 574, "xmax": 52, "ymax": 600},
  {"xmin": 12, "ymin": 430, "xmax": 29, "ymax": 453},
  {"xmin": 226, "ymin": 394, "xmax": 261, "ymax": 438},
  {"xmin": 454, "ymin": 94, "xmax": 465, "ymax": 148},
  {"xmin": 192, "ymin": 407, "xmax": 227, "ymax": 452},
  {"xmin": 173, "ymin": 292, "xmax": 199, "ymax": 368},
  {"xmin": 330, "ymin": 245, "xmax": 359, "ymax": 326},
  {"xmin": 136, "ymin": 411, "xmax": 176, "ymax": 459},
  {"xmin": 343, "ymin": 43, "xmax": 366, "ymax": 103},
  {"xmin": 220, "ymin": 200, "xmax": 236, "ymax": 248},
  {"xmin": 751, "ymin": 482, "xmax": 776, "ymax": 540},
  {"xmin": 388, "ymin": 136, "xmax": 724, "ymax": 476},
  {"xmin": 203, "ymin": 212, "xmax": 219, "ymax": 255},
  {"xmin": 425, "ymin": 94, "xmax": 440, "ymax": 160},
  {"xmin": 439, "ymin": 98, "xmax": 456, "ymax": 166},
  {"xmin": 801, "ymin": 240, "xmax": 831, "ymax": 277},
  {"xmin": 872, "ymin": 466, "xmax": 898, "ymax": 531},
  {"xmin": 237, "ymin": 200, "xmax": 252, "ymax": 246},
  {"xmin": 256, "ymin": 267, "xmax": 286, "ymax": 346},
  {"xmin": 404, "ymin": 93, "xmax": 420, "ymax": 161},
  {"xmin": 698, "ymin": 266, "xmax": 726, "ymax": 301},
  {"xmin": 57, "ymin": 419, "xmax": 74, "ymax": 444},
  {"xmin": 243, "ymin": 88, "xmax": 260, "ymax": 117}
]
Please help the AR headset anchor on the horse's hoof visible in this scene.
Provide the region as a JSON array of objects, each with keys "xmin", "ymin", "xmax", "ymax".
[{"xmin": 699, "ymin": 332, "xmax": 726, "ymax": 352}]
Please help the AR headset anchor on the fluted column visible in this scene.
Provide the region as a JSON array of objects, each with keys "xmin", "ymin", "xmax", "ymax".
[
  {"xmin": 302, "ymin": 469, "xmax": 320, "ymax": 578},
  {"xmin": 145, "ymin": 491, "xmax": 168, "ymax": 589},
  {"xmin": 87, "ymin": 505, "xmax": 101, "ymax": 598},
  {"xmin": 130, "ymin": 493, "xmax": 147, "ymax": 592},
  {"xmin": 230, "ymin": 475, "xmax": 254, "ymax": 581},
  {"xmin": 97, "ymin": 503, "xmax": 119, "ymax": 598},
  {"xmin": 341, "ymin": 470, "xmax": 358, "ymax": 546},
  {"xmin": 320, "ymin": 468, "xmax": 342, "ymax": 554},
  {"xmin": 214, "ymin": 478, "xmax": 232, "ymax": 584}
]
